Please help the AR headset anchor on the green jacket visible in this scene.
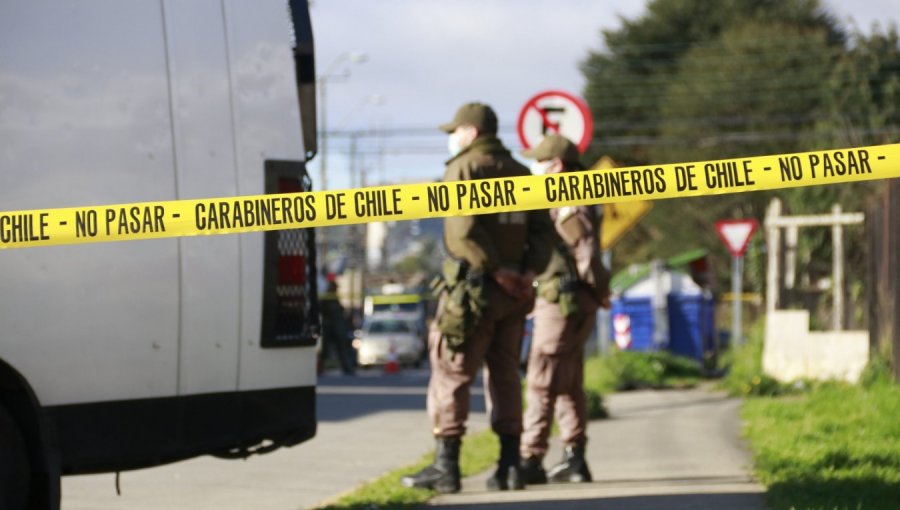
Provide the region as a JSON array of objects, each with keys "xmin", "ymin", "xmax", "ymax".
[
  {"xmin": 442, "ymin": 136, "xmax": 555, "ymax": 275},
  {"xmin": 537, "ymin": 204, "xmax": 611, "ymax": 305}
]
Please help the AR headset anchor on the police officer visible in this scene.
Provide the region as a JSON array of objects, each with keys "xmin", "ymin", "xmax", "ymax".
[
  {"xmin": 401, "ymin": 103, "xmax": 555, "ymax": 493},
  {"xmin": 319, "ymin": 277, "xmax": 355, "ymax": 375},
  {"xmin": 519, "ymin": 134, "xmax": 611, "ymax": 484}
]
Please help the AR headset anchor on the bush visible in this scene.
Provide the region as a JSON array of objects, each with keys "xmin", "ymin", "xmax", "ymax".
[
  {"xmin": 580, "ymin": 351, "xmax": 705, "ymax": 421},
  {"xmin": 585, "ymin": 389, "xmax": 609, "ymax": 419},
  {"xmin": 860, "ymin": 352, "xmax": 894, "ymax": 388},
  {"xmin": 583, "ymin": 355, "xmax": 619, "ymax": 394},
  {"xmin": 721, "ymin": 319, "xmax": 794, "ymax": 397},
  {"xmin": 584, "ymin": 350, "xmax": 704, "ymax": 393}
]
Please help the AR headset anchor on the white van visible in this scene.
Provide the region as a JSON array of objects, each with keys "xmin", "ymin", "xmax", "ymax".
[{"xmin": 0, "ymin": 1, "xmax": 319, "ymax": 508}]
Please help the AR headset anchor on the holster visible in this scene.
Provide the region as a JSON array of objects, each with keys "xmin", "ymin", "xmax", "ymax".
[
  {"xmin": 432, "ymin": 258, "xmax": 487, "ymax": 351},
  {"xmin": 537, "ymin": 245, "xmax": 581, "ymax": 317}
]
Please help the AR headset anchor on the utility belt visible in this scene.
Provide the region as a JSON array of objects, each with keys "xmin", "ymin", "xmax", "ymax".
[
  {"xmin": 537, "ymin": 274, "xmax": 586, "ymax": 317},
  {"xmin": 430, "ymin": 258, "xmax": 489, "ymax": 351},
  {"xmin": 536, "ymin": 244, "xmax": 589, "ymax": 317}
]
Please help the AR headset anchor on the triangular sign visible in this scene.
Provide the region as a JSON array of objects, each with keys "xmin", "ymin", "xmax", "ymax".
[{"xmin": 715, "ymin": 219, "xmax": 759, "ymax": 257}]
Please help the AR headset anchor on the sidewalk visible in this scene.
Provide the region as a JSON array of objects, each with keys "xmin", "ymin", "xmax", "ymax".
[{"xmin": 428, "ymin": 388, "xmax": 766, "ymax": 509}]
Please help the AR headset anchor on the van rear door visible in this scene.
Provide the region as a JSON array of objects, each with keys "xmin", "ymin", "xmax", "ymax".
[{"xmin": 164, "ymin": 0, "xmax": 242, "ymax": 396}]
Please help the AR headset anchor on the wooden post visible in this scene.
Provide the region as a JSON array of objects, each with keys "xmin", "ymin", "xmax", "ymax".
[
  {"xmin": 765, "ymin": 199, "xmax": 782, "ymax": 315},
  {"xmin": 785, "ymin": 226, "xmax": 798, "ymax": 290},
  {"xmin": 832, "ymin": 204, "xmax": 844, "ymax": 331},
  {"xmin": 890, "ymin": 181, "xmax": 900, "ymax": 381}
]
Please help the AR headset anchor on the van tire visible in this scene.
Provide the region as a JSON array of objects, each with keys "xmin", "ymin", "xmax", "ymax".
[{"xmin": 0, "ymin": 405, "xmax": 31, "ymax": 510}]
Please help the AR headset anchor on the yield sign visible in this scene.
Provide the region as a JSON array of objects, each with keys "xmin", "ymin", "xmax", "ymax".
[{"xmin": 715, "ymin": 219, "xmax": 759, "ymax": 257}]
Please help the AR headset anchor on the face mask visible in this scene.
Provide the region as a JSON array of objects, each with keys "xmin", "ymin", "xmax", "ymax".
[
  {"xmin": 530, "ymin": 160, "xmax": 555, "ymax": 175},
  {"xmin": 447, "ymin": 132, "xmax": 462, "ymax": 157}
]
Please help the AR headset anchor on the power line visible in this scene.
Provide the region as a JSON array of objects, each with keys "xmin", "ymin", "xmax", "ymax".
[
  {"xmin": 591, "ymin": 32, "xmax": 852, "ymax": 54},
  {"xmin": 584, "ymin": 69, "xmax": 900, "ymax": 89},
  {"xmin": 321, "ymin": 125, "xmax": 897, "ymax": 155}
]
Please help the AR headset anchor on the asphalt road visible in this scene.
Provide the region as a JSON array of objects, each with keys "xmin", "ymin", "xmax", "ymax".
[
  {"xmin": 61, "ymin": 375, "xmax": 765, "ymax": 510},
  {"xmin": 61, "ymin": 368, "xmax": 487, "ymax": 510}
]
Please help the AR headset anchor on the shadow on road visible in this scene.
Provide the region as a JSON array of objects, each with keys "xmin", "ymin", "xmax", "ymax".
[{"xmin": 316, "ymin": 370, "xmax": 486, "ymax": 422}]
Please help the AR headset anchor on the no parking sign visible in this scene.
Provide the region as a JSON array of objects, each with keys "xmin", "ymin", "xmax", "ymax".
[{"xmin": 517, "ymin": 90, "xmax": 594, "ymax": 153}]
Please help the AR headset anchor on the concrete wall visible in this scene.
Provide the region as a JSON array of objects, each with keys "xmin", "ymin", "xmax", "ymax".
[{"xmin": 763, "ymin": 310, "xmax": 869, "ymax": 383}]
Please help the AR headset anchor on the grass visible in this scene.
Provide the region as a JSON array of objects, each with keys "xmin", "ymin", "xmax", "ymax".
[
  {"xmin": 317, "ymin": 428, "xmax": 498, "ymax": 510},
  {"xmin": 743, "ymin": 379, "xmax": 900, "ymax": 510},
  {"xmin": 726, "ymin": 317, "xmax": 900, "ymax": 509}
]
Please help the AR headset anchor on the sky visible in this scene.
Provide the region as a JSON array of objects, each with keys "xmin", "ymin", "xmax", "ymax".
[{"xmin": 306, "ymin": 0, "xmax": 898, "ymax": 191}]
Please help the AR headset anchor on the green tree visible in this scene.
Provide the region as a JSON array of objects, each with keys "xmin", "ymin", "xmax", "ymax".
[
  {"xmin": 580, "ymin": 0, "xmax": 843, "ymax": 165},
  {"xmin": 580, "ymin": 0, "xmax": 899, "ymax": 322},
  {"xmin": 654, "ymin": 22, "xmax": 837, "ymax": 163},
  {"xmin": 391, "ymin": 237, "xmax": 440, "ymax": 279},
  {"xmin": 813, "ymin": 26, "xmax": 900, "ymax": 149}
]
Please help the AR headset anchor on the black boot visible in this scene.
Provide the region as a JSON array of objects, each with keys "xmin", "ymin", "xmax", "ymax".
[
  {"xmin": 547, "ymin": 445, "xmax": 592, "ymax": 483},
  {"xmin": 486, "ymin": 434, "xmax": 524, "ymax": 491},
  {"xmin": 401, "ymin": 436, "xmax": 461, "ymax": 493},
  {"xmin": 519, "ymin": 455, "xmax": 548, "ymax": 485}
]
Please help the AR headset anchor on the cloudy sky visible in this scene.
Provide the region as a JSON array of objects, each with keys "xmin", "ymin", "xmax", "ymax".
[{"xmin": 306, "ymin": 0, "xmax": 897, "ymax": 190}]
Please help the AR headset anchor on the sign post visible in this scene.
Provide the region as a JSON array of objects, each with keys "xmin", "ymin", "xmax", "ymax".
[{"xmin": 715, "ymin": 219, "xmax": 758, "ymax": 347}]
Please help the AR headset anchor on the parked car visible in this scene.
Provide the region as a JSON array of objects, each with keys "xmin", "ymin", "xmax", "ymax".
[
  {"xmin": 364, "ymin": 292, "xmax": 429, "ymax": 346},
  {"xmin": 353, "ymin": 316, "xmax": 426, "ymax": 368}
]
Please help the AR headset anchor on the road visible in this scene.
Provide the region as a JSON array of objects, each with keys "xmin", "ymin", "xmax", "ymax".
[
  {"xmin": 62, "ymin": 376, "xmax": 765, "ymax": 510},
  {"xmin": 62, "ymin": 368, "xmax": 489, "ymax": 510}
]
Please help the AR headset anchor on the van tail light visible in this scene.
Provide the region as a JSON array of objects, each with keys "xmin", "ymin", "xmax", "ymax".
[
  {"xmin": 278, "ymin": 256, "xmax": 306, "ymax": 285},
  {"xmin": 260, "ymin": 160, "xmax": 320, "ymax": 348}
]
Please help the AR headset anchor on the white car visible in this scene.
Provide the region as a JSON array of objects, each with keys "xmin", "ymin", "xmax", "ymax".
[{"xmin": 354, "ymin": 317, "xmax": 426, "ymax": 368}]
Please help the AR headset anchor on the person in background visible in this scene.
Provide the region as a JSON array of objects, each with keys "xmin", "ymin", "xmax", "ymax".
[
  {"xmin": 519, "ymin": 134, "xmax": 611, "ymax": 484},
  {"xmin": 319, "ymin": 275, "xmax": 356, "ymax": 375}
]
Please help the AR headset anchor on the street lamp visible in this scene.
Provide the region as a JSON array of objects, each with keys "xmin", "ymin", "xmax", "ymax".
[
  {"xmin": 318, "ymin": 51, "xmax": 368, "ymax": 192},
  {"xmin": 334, "ymin": 94, "xmax": 385, "ymax": 132}
]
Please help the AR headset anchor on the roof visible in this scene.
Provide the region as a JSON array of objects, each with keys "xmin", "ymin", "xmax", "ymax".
[{"xmin": 610, "ymin": 249, "xmax": 708, "ymax": 293}]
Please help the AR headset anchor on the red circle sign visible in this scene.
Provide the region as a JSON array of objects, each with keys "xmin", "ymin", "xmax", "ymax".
[{"xmin": 517, "ymin": 90, "xmax": 594, "ymax": 153}]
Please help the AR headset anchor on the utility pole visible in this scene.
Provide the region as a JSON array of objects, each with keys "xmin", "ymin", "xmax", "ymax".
[
  {"xmin": 359, "ymin": 147, "xmax": 369, "ymax": 317},
  {"xmin": 348, "ymin": 132, "xmax": 359, "ymax": 323},
  {"xmin": 319, "ymin": 80, "xmax": 329, "ymax": 193},
  {"xmin": 316, "ymin": 52, "xmax": 367, "ymax": 270}
]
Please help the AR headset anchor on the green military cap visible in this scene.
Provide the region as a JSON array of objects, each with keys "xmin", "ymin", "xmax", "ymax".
[
  {"xmin": 439, "ymin": 102, "xmax": 498, "ymax": 134},
  {"xmin": 522, "ymin": 133, "xmax": 582, "ymax": 168},
  {"xmin": 521, "ymin": 134, "xmax": 584, "ymax": 168}
]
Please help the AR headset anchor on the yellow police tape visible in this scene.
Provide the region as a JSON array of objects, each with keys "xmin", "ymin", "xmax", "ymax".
[{"xmin": 1, "ymin": 144, "xmax": 898, "ymax": 250}]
